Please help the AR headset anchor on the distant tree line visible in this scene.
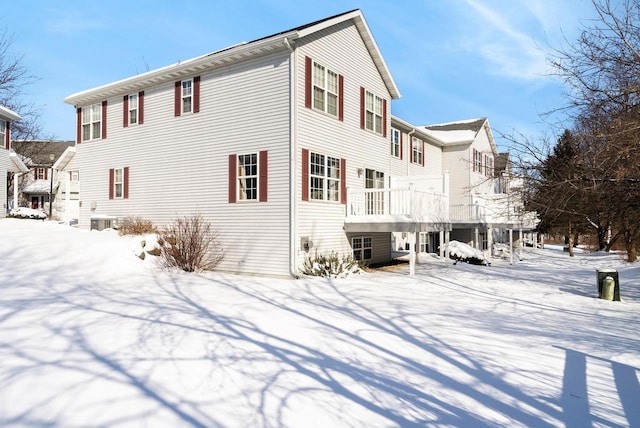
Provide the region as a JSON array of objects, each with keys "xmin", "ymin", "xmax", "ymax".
[{"xmin": 508, "ymin": 0, "xmax": 640, "ymax": 261}]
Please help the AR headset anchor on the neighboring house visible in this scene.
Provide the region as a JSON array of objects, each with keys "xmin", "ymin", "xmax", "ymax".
[
  {"xmin": 422, "ymin": 118, "xmax": 538, "ymax": 252},
  {"xmin": 61, "ymin": 9, "xmax": 534, "ymax": 276},
  {"xmin": 10, "ymin": 140, "xmax": 76, "ymax": 220},
  {"xmin": 1, "ymin": 106, "xmax": 29, "ymax": 218}
]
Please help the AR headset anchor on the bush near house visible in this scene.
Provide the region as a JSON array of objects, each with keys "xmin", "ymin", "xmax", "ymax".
[
  {"xmin": 8, "ymin": 207, "xmax": 47, "ymax": 220},
  {"xmin": 118, "ymin": 216, "xmax": 158, "ymax": 236},
  {"xmin": 157, "ymin": 213, "xmax": 223, "ymax": 272},
  {"xmin": 301, "ymin": 251, "xmax": 362, "ymax": 277}
]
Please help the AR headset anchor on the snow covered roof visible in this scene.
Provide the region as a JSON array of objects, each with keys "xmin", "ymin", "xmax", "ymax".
[
  {"xmin": 64, "ymin": 9, "xmax": 400, "ymax": 106},
  {"xmin": 420, "ymin": 117, "xmax": 488, "ymax": 145},
  {"xmin": 22, "ymin": 180, "xmax": 58, "ymax": 194},
  {"xmin": 12, "ymin": 140, "xmax": 75, "ymax": 166},
  {"xmin": 0, "ymin": 105, "xmax": 21, "ymax": 121}
]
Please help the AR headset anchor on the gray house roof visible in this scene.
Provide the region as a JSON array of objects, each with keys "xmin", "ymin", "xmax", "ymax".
[{"xmin": 12, "ymin": 140, "xmax": 75, "ymax": 167}]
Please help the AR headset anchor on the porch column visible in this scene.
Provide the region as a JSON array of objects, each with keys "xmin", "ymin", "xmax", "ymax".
[
  {"xmin": 474, "ymin": 227, "xmax": 480, "ymax": 250},
  {"xmin": 445, "ymin": 229, "xmax": 451, "ymax": 264},
  {"xmin": 439, "ymin": 230, "xmax": 445, "ymax": 259},
  {"xmin": 519, "ymin": 227, "xmax": 523, "ymax": 248},
  {"xmin": 487, "ymin": 227, "xmax": 493, "ymax": 257},
  {"xmin": 409, "ymin": 229, "xmax": 416, "ymax": 276},
  {"xmin": 65, "ymin": 171, "xmax": 71, "ymax": 225},
  {"xmin": 13, "ymin": 174, "xmax": 19, "ymax": 210},
  {"xmin": 509, "ymin": 228, "xmax": 514, "ymax": 265}
]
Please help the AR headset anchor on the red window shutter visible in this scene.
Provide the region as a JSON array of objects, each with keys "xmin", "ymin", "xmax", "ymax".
[
  {"xmin": 382, "ymin": 99, "xmax": 387, "ymax": 138},
  {"xmin": 138, "ymin": 91, "xmax": 144, "ymax": 124},
  {"xmin": 193, "ymin": 76, "xmax": 201, "ymax": 113},
  {"xmin": 109, "ymin": 168, "xmax": 114, "ymax": 199},
  {"xmin": 338, "ymin": 74, "xmax": 344, "ymax": 121},
  {"xmin": 174, "ymin": 81, "xmax": 181, "ymax": 116},
  {"xmin": 304, "ymin": 56, "xmax": 312, "ymax": 109},
  {"xmin": 44, "ymin": 168, "xmax": 48, "ymax": 180},
  {"xmin": 360, "ymin": 87, "xmax": 365, "ymax": 129},
  {"xmin": 302, "ymin": 148, "xmax": 309, "ymax": 201},
  {"xmin": 123, "ymin": 95, "xmax": 129, "ymax": 127},
  {"xmin": 259, "ymin": 150, "xmax": 268, "ymax": 202},
  {"xmin": 422, "ymin": 141, "xmax": 425, "ymax": 166},
  {"xmin": 340, "ymin": 158, "xmax": 346, "ymax": 205},
  {"xmin": 400, "ymin": 132, "xmax": 403, "ymax": 160},
  {"xmin": 76, "ymin": 108, "xmax": 82, "ymax": 144},
  {"xmin": 123, "ymin": 167, "xmax": 129, "ymax": 199},
  {"xmin": 101, "ymin": 100, "xmax": 107, "ymax": 139},
  {"xmin": 228, "ymin": 154, "xmax": 237, "ymax": 203}
]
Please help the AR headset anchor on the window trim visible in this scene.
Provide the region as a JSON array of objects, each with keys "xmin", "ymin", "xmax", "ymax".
[
  {"xmin": 312, "ymin": 60, "xmax": 339, "ymax": 117},
  {"xmin": 128, "ymin": 93, "xmax": 138, "ymax": 125},
  {"xmin": 109, "ymin": 167, "xmax": 129, "ymax": 200},
  {"xmin": 181, "ymin": 78, "xmax": 193, "ymax": 114},
  {"xmin": 113, "ymin": 167, "xmax": 124, "ymax": 199},
  {"xmin": 82, "ymin": 103, "xmax": 102, "ymax": 141},
  {"xmin": 352, "ymin": 236, "xmax": 372, "ymax": 262},
  {"xmin": 364, "ymin": 90, "xmax": 383, "ymax": 135},
  {"xmin": 411, "ymin": 136, "xmax": 424, "ymax": 165},
  {"xmin": 0, "ymin": 119, "xmax": 5, "ymax": 148},
  {"xmin": 309, "ymin": 151, "xmax": 341, "ymax": 203},
  {"xmin": 237, "ymin": 153, "xmax": 259, "ymax": 202},
  {"xmin": 390, "ymin": 128, "xmax": 401, "ymax": 158}
]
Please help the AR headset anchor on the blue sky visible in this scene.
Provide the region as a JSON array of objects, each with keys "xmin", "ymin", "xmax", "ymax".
[{"xmin": 3, "ymin": 0, "xmax": 596, "ymax": 149}]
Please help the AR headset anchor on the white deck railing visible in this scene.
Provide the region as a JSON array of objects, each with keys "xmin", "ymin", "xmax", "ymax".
[{"xmin": 346, "ymin": 186, "xmax": 449, "ymax": 223}]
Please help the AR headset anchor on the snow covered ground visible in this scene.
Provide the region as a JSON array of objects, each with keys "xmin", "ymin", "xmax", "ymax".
[{"xmin": 0, "ymin": 219, "xmax": 638, "ymax": 427}]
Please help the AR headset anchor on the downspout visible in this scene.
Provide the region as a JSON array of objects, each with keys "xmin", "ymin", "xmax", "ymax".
[{"xmin": 285, "ymin": 37, "xmax": 299, "ymax": 278}]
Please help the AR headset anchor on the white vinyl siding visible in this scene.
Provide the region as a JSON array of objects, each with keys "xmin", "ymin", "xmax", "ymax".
[
  {"xmin": 297, "ymin": 19, "xmax": 392, "ymax": 263},
  {"xmin": 74, "ymin": 51, "xmax": 291, "ymax": 276}
]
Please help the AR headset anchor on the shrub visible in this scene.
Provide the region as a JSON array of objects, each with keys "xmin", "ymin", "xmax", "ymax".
[
  {"xmin": 118, "ymin": 216, "xmax": 158, "ymax": 235},
  {"xmin": 301, "ymin": 251, "xmax": 362, "ymax": 277},
  {"xmin": 157, "ymin": 213, "xmax": 223, "ymax": 272},
  {"xmin": 8, "ymin": 207, "xmax": 47, "ymax": 220}
]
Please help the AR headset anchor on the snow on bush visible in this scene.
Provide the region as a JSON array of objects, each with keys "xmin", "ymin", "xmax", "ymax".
[
  {"xmin": 301, "ymin": 251, "xmax": 362, "ymax": 278},
  {"xmin": 443, "ymin": 240, "xmax": 490, "ymax": 266},
  {"xmin": 8, "ymin": 207, "xmax": 47, "ymax": 220}
]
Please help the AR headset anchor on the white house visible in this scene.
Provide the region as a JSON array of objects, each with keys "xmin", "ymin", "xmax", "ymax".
[
  {"xmin": 0, "ymin": 106, "xmax": 29, "ymax": 218},
  {"xmin": 61, "ymin": 9, "xmax": 534, "ymax": 276},
  {"xmin": 62, "ymin": 9, "xmax": 411, "ymax": 277}
]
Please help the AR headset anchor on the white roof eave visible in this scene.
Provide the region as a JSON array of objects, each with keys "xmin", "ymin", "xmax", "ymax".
[
  {"xmin": 9, "ymin": 151, "xmax": 29, "ymax": 173},
  {"xmin": 0, "ymin": 105, "xmax": 21, "ymax": 122}
]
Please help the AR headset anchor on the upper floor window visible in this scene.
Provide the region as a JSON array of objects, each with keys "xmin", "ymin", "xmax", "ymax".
[
  {"xmin": 390, "ymin": 128, "xmax": 401, "ymax": 158},
  {"xmin": 0, "ymin": 120, "xmax": 5, "ymax": 145},
  {"xmin": 310, "ymin": 152, "xmax": 340, "ymax": 202},
  {"xmin": 485, "ymin": 156, "xmax": 494, "ymax": 177},
  {"xmin": 411, "ymin": 137, "xmax": 423, "ymax": 165},
  {"xmin": 313, "ymin": 61, "xmax": 339, "ymax": 117},
  {"xmin": 237, "ymin": 153, "xmax": 258, "ymax": 201},
  {"xmin": 365, "ymin": 90, "xmax": 383, "ymax": 134},
  {"xmin": 70, "ymin": 171, "xmax": 80, "ymax": 182},
  {"xmin": 473, "ymin": 149, "xmax": 482, "ymax": 173},
  {"xmin": 128, "ymin": 94, "xmax": 138, "ymax": 125},
  {"xmin": 35, "ymin": 168, "xmax": 47, "ymax": 180},
  {"xmin": 82, "ymin": 103, "xmax": 102, "ymax": 141},
  {"xmin": 174, "ymin": 77, "xmax": 200, "ymax": 116}
]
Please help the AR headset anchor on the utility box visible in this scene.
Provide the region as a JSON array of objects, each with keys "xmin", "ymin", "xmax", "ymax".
[{"xmin": 596, "ymin": 269, "xmax": 620, "ymax": 301}]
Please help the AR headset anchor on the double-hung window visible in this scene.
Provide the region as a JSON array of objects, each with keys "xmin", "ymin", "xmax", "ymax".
[
  {"xmin": 390, "ymin": 128, "xmax": 400, "ymax": 158},
  {"xmin": 82, "ymin": 103, "xmax": 102, "ymax": 141},
  {"xmin": 182, "ymin": 79, "xmax": 193, "ymax": 114},
  {"xmin": 310, "ymin": 152, "xmax": 340, "ymax": 202},
  {"xmin": 237, "ymin": 153, "xmax": 258, "ymax": 201},
  {"xmin": 35, "ymin": 168, "xmax": 47, "ymax": 180},
  {"xmin": 352, "ymin": 236, "xmax": 372, "ymax": 261},
  {"xmin": 128, "ymin": 94, "xmax": 138, "ymax": 125},
  {"xmin": 113, "ymin": 168, "xmax": 124, "ymax": 198},
  {"xmin": 0, "ymin": 120, "xmax": 5, "ymax": 146},
  {"xmin": 365, "ymin": 90, "xmax": 383, "ymax": 134},
  {"xmin": 474, "ymin": 149, "xmax": 482, "ymax": 173},
  {"xmin": 411, "ymin": 137, "xmax": 423, "ymax": 165},
  {"xmin": 313, "ymin": 61, "xmax": 339, "ymax": 117}
]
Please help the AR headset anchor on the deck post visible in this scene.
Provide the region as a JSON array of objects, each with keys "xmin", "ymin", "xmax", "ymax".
[
  {"xmin": 409, "ymin": 228, "xmax": 416, "ymax": 276},
  {"xmin": 509, "ymin": 228, "xmax": 514, "ymax": 265},
  {"xmin": 439, "ymin": 230, "xmax": 445, "ymax": 259}
]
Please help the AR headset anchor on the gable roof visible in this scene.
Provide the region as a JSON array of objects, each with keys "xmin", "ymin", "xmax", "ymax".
[
  {"xmin": 64, "ymin": 9, "xmax": 399, "ymax": 106},
  {"xmin": 12, "ymin": 140, "xmax": 75, "ymax": 167}
]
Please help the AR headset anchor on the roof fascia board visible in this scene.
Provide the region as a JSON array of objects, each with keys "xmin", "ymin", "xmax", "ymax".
[
  {"xmin": 9, "ymin": 151, "xmax": 29, "ymax": 173},
  {"xmin": 0, "ymin": 105, "xmax": 21, "ymax": 121},
  {"xmin": 64, "ymin": 31, "xmax": 299, "ymax": 106}
]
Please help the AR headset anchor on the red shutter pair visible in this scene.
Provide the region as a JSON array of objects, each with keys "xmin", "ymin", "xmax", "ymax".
[
  {"xmin": 108, "ymin": 167, "xmax": 129, "ymax": 199},
  {"xmin": 174, "ymin": 77, "xmax": 201, "ymax": 116},
  {"xmin": 75, "ymin": 101, "xmax": 108, "ymax": 143},
  {"xmin": 123, "ymin": 92, "xmax": 145, "ymax": 127},
  {"xmin": 304, "ymin": 56, "xmax": 344, "ymax": 121},
  {"xmin": 301, "ymin": 148, "xmax": 346, "ymax": 204},
  {"xmin": 359, "ymin": 87, "xmax": 388, "ymax": 137},
  {"xmin": 228, "ymin": 151, "xmax": 268, "ymax": 203}
]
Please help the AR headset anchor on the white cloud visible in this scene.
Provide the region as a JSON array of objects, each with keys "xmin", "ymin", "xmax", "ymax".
[{"xmin": 461, "ymin": 0, "xmax": 552, "ymax": 80}]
